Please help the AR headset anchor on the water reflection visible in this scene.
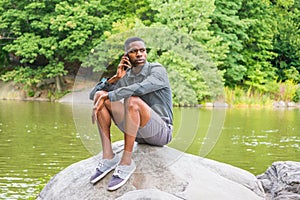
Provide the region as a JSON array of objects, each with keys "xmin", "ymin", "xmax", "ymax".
[
  {"xmin": 207, "ymin": 108, "xmax": 300, "ymax": 174},
  {"xmin": 0, "ymin": 101, "xmax": 91, "ymax": 199}
]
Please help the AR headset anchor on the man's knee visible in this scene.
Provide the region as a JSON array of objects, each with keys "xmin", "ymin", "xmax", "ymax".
[
  {"xmin": 94, "ymin": 90, "xmax": 108, "ymax": 102},
  {"xmin": 124, "ymin": 96, "xmax": 142, "ymax": 110},
  {"xmin": 95, "ymin": 90, "xmax": 106, "ymax": 98}
]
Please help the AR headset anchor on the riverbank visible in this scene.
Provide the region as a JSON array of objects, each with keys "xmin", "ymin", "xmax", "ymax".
[
  {"xmin": 1, "ymin": 80, "xmax": 300, "ymax": 109},
  {"xmin": 0, "ymin": 76, "xmax": 86, "ymax": 102}
]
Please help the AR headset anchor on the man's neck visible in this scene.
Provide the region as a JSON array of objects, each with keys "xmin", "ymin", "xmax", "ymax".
[{"xmin": 132, "ymin": 65, "xmax": 143, "ymax": 74}]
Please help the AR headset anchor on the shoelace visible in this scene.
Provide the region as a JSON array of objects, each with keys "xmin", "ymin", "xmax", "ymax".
[
  {"xmin": 113, "ymin": 165, "xmax": 132, "ymax": 177},
  {"xmin": 96, "ymin": 161, "xmax": 104, "ymax": 171},
  {"xmin": 112, "ymin": 169, "xmax": 124, "ymax": 178}
]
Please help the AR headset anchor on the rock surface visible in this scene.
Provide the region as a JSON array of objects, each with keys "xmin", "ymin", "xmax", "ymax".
[
  {"xmin": 257, "ymin": 161, "xmax": 300, "ymax": 200},
  {"xmin": 0, "ymin": 81, "xmax": 26, "ymax": 100},
  {"xmin": 37, "ymin": 141, "xmax": 265, "ymax": 200}
]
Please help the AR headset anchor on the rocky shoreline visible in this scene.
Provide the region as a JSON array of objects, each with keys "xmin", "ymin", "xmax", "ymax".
[
  {"xmin": 1, "ymin": 81, "xmax": 300, "ymax": 109},
  {"xmin": 257, "ymin": 161, "xmax": 300, "ymax": 200}
]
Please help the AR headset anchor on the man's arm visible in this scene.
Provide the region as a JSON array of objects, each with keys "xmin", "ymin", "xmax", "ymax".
[
  {"xmin": 92, "ymin": 54, "xmax": 130, "ymax": 123},
  {"xmin": 109, "ymin": 54, "xmax": 131, "ymax": 84},
  {"xmin": 97, "ymin": 54, "xmax": 131, "ymax": 92},
  {"xmin": 108, "ymin": 65, "xmax": 169, "ymax": 102}
]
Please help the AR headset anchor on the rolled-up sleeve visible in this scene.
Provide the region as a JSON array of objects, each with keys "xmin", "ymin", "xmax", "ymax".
[{"xmin": 108, "ymin": 66, "xmax": 168, "ymax": 102}]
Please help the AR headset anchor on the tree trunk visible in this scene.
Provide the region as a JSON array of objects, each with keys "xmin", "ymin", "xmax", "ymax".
[{"xmin": 55, "ymin": 76, "xmax": 63, "ymax": 92}]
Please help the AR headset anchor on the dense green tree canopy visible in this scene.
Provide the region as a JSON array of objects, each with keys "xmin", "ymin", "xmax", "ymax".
[{"xmin": 0, "ymin": 0, "xmax": 299, "ymax": 103}]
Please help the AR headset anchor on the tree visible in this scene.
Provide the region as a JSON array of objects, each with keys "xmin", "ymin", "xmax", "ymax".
[
  {"xmin": 1, "ymin": 0, "xmax": 299, "ymax": 103},
  {"xmin": 238, "ymin": 0, "xmax": 278, "ymax": 92},
  {"xmin": 147, "ymin": 0, "xmax": 225, "ymax": 102},
  {"xmin": 149, "ymin": 0, "xmax": 228, "ymax": 67},
  {"xmin": 209, "ymin": 0, "xmax": 251, "ymax": 86},
  {"xmin": 82, "ymin": 0, "xmax": 225, "ymax": 104},
  {"xmin": 0, "ymin": 0, "xmax": 156, "ymax": 92},
  {"xmin": 0, "ymin": 1, "xmax": 93, "ymax": 91},
  {"xmin": 270, "ymin": 0, "xmax": 300, "ymax": 82}
]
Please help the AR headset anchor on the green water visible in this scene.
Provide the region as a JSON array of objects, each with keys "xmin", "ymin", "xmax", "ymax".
[{"xmin": 0, "ymin": 101, "xmax": 299, "ymax": 199}]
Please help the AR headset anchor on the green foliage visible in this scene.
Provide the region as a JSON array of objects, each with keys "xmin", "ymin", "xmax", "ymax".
[
  {"xmin": 1, "ymin": 67, "xmax": 41, "ymax": 88},
  {"xmin": 293, "ymin": 85, "xmax": 300, "ymax": 102},
  {"xmin": 3, "ymin": 33, "xmax": 56, "ymax": 63},
  {"xmin": 156, "ymin": 51, "xmax": 205, "ymax": 106},
  {"xmin": 0, "ymin": 0, "xmax": 299, "ymax": 105},
  {"xmin": 210, "ymin": 0, "xmax": 251, "ymax": 85},
  {"xmin": 27, "ymin": 89, "xmax": 35, "ymax": 97},
  {"xmin": 140, "ymin": 27, "xmax": 224, "ymax": 102},
  {"xmin": 0, "ymin": 49, "xmax": 9, "ymax": 71},
  {"xmin": 278, "ymin": 80, "xmax": 298, "ymax": 102},
  {"xmin": 271, "ymin": 0, "xmax": 300, "ymax": 81},
  {"xmin": 149, "ymin": 0, "xmax": 228, "ymax": 68},
  {"xmin": 225, "ymin": 79, "xmax": 299, "ymax": 105},
  {"xmin": 0, "ymin": 0, "xmax": 114, "ymax": 91},
  {"xmin": 82, "ymin": 26, "xmax": 224, "ymax": 103},
  {"xmin": 239, "ymin": 0, "xmax": 278, "ymax": 90},
  {"xmin": 283, "ymin": 66, "xmax": 300, "ymax": 82},
  {"xmin": 0, "ymin": 62, "xmax": 66, "ymax": 89},
  {"xmin": 225, "ymin": 86, "xmax": 275, "ymax": 106},
  {"xmin": 0, "ymin": 0, "xmax": 155, "ymax": 91}
]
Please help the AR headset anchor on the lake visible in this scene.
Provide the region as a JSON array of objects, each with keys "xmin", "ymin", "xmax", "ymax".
[{"xmin": 0, "ymin": 100, "xmax": 299, "ymax": 199}]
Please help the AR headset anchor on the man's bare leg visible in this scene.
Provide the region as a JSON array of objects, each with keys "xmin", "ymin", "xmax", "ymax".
[
  {"xmin": 95, "ymin": 93, "xmax": 151, "ymax": 164},
  {"xmin": 94, "ymin": 91, "xmax": 114, "ymax": 159},
  {"xmin": 94, "ymin": 90, "xmax": 127, "ymax": 159}
]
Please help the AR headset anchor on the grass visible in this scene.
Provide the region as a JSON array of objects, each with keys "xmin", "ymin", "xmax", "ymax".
[{"xmin": 224, "ymin": 83, "xmax": 299, "ymax": 107}]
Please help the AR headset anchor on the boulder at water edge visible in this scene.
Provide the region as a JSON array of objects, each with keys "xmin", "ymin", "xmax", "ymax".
[
  {"xmin": 37, "ymin": 141, "xmax": 265, "ymax": 200},
  {"xmin": 257, "ymin": 161, "xmax": 300, "ymax": 200}
]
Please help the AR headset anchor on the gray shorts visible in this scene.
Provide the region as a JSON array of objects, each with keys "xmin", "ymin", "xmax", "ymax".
[{"xmin": 116, "ymin": 109, "xmax": 172, "ymax": 146}]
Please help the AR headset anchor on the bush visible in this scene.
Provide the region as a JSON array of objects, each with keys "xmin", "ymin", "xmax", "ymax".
[
  {"xmin": 293, "ymin": 85, "xmax": 300, "ymax": 102},
  {"xmin": 278, "ymin": 80, "xmax": 298, "ymax": 102}
]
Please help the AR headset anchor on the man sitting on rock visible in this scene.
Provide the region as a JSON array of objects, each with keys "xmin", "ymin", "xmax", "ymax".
[{"xmin": 90, "ymin": 37, "xmax": 173, "ymax": 191}]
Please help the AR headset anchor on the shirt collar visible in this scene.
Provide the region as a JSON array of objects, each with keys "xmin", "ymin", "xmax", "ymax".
[{"xmin": 128, "ymin": 62, "xmax": 149, "ymax": 77}]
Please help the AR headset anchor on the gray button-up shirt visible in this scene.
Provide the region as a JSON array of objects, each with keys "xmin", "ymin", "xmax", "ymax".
[{"xmin": 107, "ymin": 62, "xmax": 173, "ymax": 125}]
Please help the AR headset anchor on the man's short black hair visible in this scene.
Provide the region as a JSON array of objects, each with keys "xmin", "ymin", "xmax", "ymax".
[{"xmin": 124, "ymin": 37, "xmax": 145, "ymax": 52}]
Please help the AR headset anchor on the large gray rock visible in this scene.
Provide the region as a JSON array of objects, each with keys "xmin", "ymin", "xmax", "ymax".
[
  {"xmin": 257, "ymin": 161, "xmax": 300, "ymax": 200},
  {"xmin": 37, "ymin": 141, "xmax": 265, "ymax": 200}
]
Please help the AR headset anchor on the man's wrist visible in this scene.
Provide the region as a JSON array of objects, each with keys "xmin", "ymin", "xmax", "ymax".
[{"xmin": 107, "ymin": 75, "xmax": 120, "ymax": 84}]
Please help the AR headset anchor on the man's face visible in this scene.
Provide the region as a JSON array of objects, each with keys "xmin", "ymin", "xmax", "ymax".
[{"xmin": 127, "ymin": 41, "xmax": 147, "ymax": 67}]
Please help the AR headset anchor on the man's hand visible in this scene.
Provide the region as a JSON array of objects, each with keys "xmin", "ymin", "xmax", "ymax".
[
  {"xmin": 92, "ymin": 93, "xmax": 109, "ymax": 124},
  {"xmin": 108, "ymin": 54, "xmax": 131, "ymax": 84}
]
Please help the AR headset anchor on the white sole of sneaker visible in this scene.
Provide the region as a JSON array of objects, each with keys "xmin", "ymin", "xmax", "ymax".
[
  {"xmin": 107, "ymin": 165, "xmax": 136, "ymax": 191},
  {"xmin": 90, "ymin": 163, "xmax": 119, "ymax": 184}
]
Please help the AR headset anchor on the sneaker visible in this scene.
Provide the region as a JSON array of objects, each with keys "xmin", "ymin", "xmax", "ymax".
[
  {"xmin": 107, "ymin": 160, "xmax": 136, "ymax": 191},
  {"xmin": 90, "ymin": 154, "xmax": 120, "ymax": 184}
]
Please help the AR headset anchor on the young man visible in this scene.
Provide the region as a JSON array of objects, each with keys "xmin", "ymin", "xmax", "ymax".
[{"xmin": 90, "ymin": 37, "xmax": 173, "ymax": 190}]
